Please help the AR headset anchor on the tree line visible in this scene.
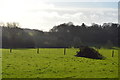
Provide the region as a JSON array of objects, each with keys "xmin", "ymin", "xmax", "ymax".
[{"xmin": 1, "ymin": 22, "xmax": 120, "ymax": 48}]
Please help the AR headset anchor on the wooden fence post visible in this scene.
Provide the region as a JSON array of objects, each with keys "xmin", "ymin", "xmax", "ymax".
[
  {"xmin": 10, "ymin": 48, "xmax": 12, "ymax": 53},
  {"xmin": 64, "ymin": 48, "xmax": 66, "ymax": 55},
  {"xmin": 112, "ymin": 50, "xmax": 114, "ymax": 57},
  {"xmin": 37, "ymin": 48, "xmax": 39, "ymax": 54}
]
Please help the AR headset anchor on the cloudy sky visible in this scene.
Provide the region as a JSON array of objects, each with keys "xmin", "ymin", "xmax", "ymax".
[{"xmin": 0, "ymin": 0, "xmax": 119, "ymax": 31}]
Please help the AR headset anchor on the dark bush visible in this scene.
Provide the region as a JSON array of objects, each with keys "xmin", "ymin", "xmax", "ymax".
[{"xmin": 75, "ymin": 46, "xmax": 105, "ymax": 59}]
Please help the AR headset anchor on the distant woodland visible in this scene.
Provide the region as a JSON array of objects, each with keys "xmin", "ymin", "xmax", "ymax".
[{"xmin": 1, "ymin": 22, "xmax": 120, "ymax": 48}]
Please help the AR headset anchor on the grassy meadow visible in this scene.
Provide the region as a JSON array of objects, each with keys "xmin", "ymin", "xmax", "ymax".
[{"xmin": 1, "ymin": 48, "xmax": 119, "ymax": 78}]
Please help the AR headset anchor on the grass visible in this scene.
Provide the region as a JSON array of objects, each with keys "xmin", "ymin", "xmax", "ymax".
[
  {"xmin": 0, "ymin": 49, "xmax": 2, "ymax": 79},
  {"xmin": 1, "ymin": 48, "xmax": 119, "ymax": 78}
]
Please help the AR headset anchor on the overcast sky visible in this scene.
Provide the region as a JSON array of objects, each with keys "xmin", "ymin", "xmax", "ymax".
[{"xmin": 0, "ymin": 0, "xmax": 119, "ymax": 31}]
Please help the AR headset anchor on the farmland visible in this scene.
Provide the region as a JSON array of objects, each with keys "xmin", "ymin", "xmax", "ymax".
[{"xmin": 1, "ymin": 48, "xmax": 119, "ymax": 78}]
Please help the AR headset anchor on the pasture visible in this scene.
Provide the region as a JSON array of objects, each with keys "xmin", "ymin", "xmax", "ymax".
[{"xmin": 1, "ymin": 48, "xmax": 119, "ymax": 78}]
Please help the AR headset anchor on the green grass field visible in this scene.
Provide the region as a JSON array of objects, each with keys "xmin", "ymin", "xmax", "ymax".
[{"xmin": 1, "ymin": 48, "xmax": 119, "ymax": 78}]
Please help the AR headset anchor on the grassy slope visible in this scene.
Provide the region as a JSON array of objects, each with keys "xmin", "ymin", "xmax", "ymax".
[
  {"xmin": 2, "ymin": 48, "xmax": 118, "ymax": 78},
  {"xmin": 0, "ymin": 49, "xmax": 2, "ymax": 79}
]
